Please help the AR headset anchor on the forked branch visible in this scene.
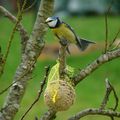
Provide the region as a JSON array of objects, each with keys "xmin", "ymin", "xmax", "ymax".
[
  {"xmin": 68, "ymin": 108, "xmax": 120, "ymax": 120},
  {"xmin": 73, "ymin": 48, "xmax": 120, "ymax": 85},
  {"xmin": 0, "ymin": 0, "xmax": 54, "ymax": 120},
  {"xmin": 68, "ymin": 79, "xmax": 120, "ymax": 120}
]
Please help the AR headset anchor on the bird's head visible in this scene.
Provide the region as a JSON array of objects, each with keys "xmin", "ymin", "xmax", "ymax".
[{"xmin": 45, "ymin": 16, "xmax": 61, "ymax": 28}]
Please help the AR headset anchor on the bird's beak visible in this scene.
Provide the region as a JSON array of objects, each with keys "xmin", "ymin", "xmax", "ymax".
[{"xmin": 45, "ymin": 20, "xmax": 48, "ymax": 24}]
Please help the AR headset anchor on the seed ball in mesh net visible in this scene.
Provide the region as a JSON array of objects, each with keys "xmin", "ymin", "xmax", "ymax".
[{"xmin": 44, "ymin": 80, "xmax": 75, "ymax": 111}]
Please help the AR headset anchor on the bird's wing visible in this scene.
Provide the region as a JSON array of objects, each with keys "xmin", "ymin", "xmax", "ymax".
[
  {"xmin": 62, "ymin": 22, "xmax": 78, "ymax": 40},
  {"xmin": 63, "ymin": 22, "xmax": 83, "ymax": 47}
]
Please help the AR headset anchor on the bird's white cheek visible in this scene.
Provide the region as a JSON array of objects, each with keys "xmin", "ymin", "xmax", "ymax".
[{"xmin": 48, "ymin": 20, "xmax": 57, "ymax": 27}]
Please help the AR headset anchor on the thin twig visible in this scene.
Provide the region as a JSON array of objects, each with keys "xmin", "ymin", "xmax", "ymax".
[
  {"xmin": 0, "ymin": 0, "xmax": 27, "ymax": 75},
  {"xmin": 108, "ymin": 82, "xmax": 119, "ymax": 111},
  {"xmin": 0, "ymin": 74, "xmax": 34, "ymax": 95},
  {"xmin": 68, "ymin": 108, "xmax": 120, "ymax": 120},
  {"xmin": 0, "ymin": 46, "xmax": 4, "ymax": 76},
  {"xmin": 23, "ymin": 0, "xmax": 37, "ymax": 12},
  {"xmin": 100, "ymin": 78, "xmax": 119, "ymax": 111},
  {"xmin": 115, "ymin": 42, "xmax": 120, "ymax": 49},
  {"xmin": 73, "ymin": 48, "xmax": 120, "ymax": 86},
  {"xmin": 104, "ymin": 12, "xmax": 108, "ymax": 53},
  {"xmin": 3, "ymin": 22, "xmax": 20, "ymax": 70},
  {"xmin": 104, "ymin": 0, "xmax": 114, "ymax": 53},
  {"xmin": 68, "ymin": 79, "xmax": 119, "ymax": 120},
  {"xmin": 20, "ymin": 66, "xmax": 50, "ymax": 120},
  {"xmin": 0, "ymin": 5, "xmax": 29, "ymax": 39},
  {"xmin": 0, "ymin": 6, "xmax": 29, "ymax": 53},
  {"xmin": 4, "ymin": 0, "xmax": 26, "ymax": 61},
  {"xmin": 109, "ymin": 28, "xmax": 120, "ymax": 48},
  {"xmin": 0, "ymin": 61, "xmax": 35, "ymax": 95},
  {"xmin": 0, "ymin": 80, "xmax": 19, "ymax": 95},
  {"xmin": 0, "ymin": 6, "xmax": 17, "ymax": 23},
  {"xmin": 100, "ymin": 78, "xmax": 112, "ymax": 110}
]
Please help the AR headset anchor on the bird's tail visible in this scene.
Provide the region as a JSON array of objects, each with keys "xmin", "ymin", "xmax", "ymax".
[{"xmin": 76, "ymin": 37, "xmax": 95, "ymax": 51}]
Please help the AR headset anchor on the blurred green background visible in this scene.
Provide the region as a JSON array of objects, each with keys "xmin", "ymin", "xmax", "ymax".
[{"xmin": 0, "ymin": 1, "xmax": 120, "ymax": 120}]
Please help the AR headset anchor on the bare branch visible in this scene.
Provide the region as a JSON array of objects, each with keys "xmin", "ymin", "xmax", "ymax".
[
  {"xmin": 23, "ymin": 0, "xmax": 37, "ymax": 12},
  {"xmin": 109, "ymin": 28, "xmax": 120, "ymax": 48},
  {"xmin": 0, "ymin": 0, "xmax": 54, "ymax": 120},
  {"xmin": 100, "ymin": 78, "xmax": 119, "ymax": 111},
  {"xmin": 21, "ymin": 66, "xmax": 50, "ymax": 120},
  {"xmin": 100, "ymin": 78, "xmax": 112, "ymax": 110},
  {"xmin": 0, "ymin": 67, "xmax": 34, "ymax": 95},
  {"xmin": 68, "ymin": 79, "xmax": 119, "ymax": 120},
  {"xmin": 0, "ymin": 46, "xmax": 4, "ymax": 76},
  {"xmin": 115, "ymin": 41, "xmax": 120, "ymax": 49},
  {"xmin": 110, "ymin": 116, "xmax": 114, "ymax": 120},
  {"xmin": 104, "ymin": 0, "xmax": 113, "ymax": 53},
  {"xmin": 73, "ymin": 48, "xmax": 120, "ymax": 86},
  {"xmin": 68, "ymin": 108, "xmax": 120, "ymax": 120},
  {"xmin": 0, "ymin": 5, "xmax": 29, "ymax": 53},
  {"xmin": 108, "ymin": 82, "xmax": 119, "ymax": 111},
  {"xmin": 0, "ymin": 6, "xmax": 17, "ymax": 23},
  {"xmin": 0, "ymin": 3, "xmax": 29, "ymax": 75},
  {"xmin": 104, "ymin": 0, "xmax": 114, "ymax": 53},
  {"xmin": 104, "ymin": 12, "xmax": 108, "ymax": 53}
]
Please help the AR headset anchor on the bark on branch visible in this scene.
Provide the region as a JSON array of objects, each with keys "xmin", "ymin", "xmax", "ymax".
[
  {"xmin": 68, "ymin": 108, "xmax": 120, "ymax": 120},
  {"xmin": 68, "ymin": 79, "xmax": 120, "ymax": 120},
  {"xmin": 0, "ymin": 0, "xmax": 54, "ymax": 120},
  {"xmin": 73, "ymin": 48, "xmax": 120, "ymax": 86}
]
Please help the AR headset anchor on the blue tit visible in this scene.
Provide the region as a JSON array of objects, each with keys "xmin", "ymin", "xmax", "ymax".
[{"xmin": 45, "ymin": 16, "xmax": 95, "ymax": 51}]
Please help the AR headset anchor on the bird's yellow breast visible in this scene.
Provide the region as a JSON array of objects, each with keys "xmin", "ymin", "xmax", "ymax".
[{"xmin": 51, "ymin": 24, "xmax": 76, "ymax": 43}]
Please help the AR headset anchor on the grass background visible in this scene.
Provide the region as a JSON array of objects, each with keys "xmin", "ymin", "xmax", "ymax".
[{"xmin": 0, "ymin": 12, "xmax": 120, "ymax": 120}]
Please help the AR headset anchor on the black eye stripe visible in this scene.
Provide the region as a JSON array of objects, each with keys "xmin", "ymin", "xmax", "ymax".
[{"xmin": 48, "ymin": 20, "xmax": 53, "ymax": 22}]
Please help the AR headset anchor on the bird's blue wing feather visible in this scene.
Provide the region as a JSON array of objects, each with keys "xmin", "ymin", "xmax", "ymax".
[{"xmin": 63, "ymin": 22, "xmax": 78, "ymax": 40}]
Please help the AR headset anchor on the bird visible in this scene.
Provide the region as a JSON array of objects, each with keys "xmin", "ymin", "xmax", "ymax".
[{"xmin": 45, "ymin": 16, "xmax": 95, "ymax": 52}]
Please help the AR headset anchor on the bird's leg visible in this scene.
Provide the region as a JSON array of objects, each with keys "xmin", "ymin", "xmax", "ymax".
[
  {"xmin": 59, "ymin": 39, "xmax": 68, "ymax": 46},
  {"xmin": 59, "ymin": 39, "xmax": 71, "ymax": 54},
  {"xmin": 55, "ymin": 34, "xmax": 67, "ymax": 46},
  {"xmin": 66, "ymin": 46, "xmax": 71, "ymax": 54},
  {"xmin": 55, "ymin": 34, "xmax": 71, "ymax": 54}
]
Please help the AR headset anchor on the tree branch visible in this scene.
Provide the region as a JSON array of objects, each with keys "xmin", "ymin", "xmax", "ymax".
[
  {"xmin": 0, "ymin": 46, "xmax": 4, "ymax": 76},
  {"xmin": 73, "ymin": 48, "xmax": 120, "ymax": 86},
  {"xmin": 68, "ymin": 108, "xmax": 120, "ymax": 120},
  {"xmin": 0, "ymin": 5, "xmax": 29, "ymax": 53},
  {"xmin": 100, "ymin": 78, "xmax": 112, "ymax": 110},
  {"xmin": 0, "ymin": 0, "xmax": 54, "ymax": 120},
  {"xmin": 0, "ymin": 6, "xmax": 18, "ymax": 23},
  {"xmin": 104, "ymin": 0, "xmax": 114, "ymax": 53},
  {"xmin": 109, "ymin": 28, "xmax": 120, "ymax": 49},
  {"xmin": 68, "ymin": 79, "xmax": 120, "ymax": 120}
]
